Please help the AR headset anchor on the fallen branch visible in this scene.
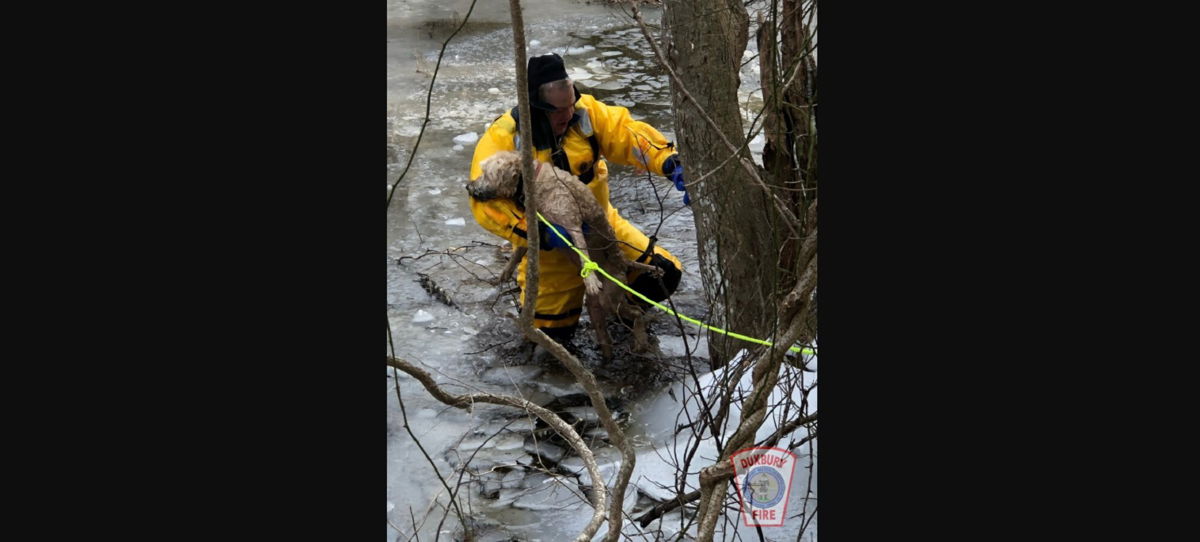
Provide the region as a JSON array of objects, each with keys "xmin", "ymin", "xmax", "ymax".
[{"xmin": 638, "ymin": 488, "xmax": 701, "ymax": 528}]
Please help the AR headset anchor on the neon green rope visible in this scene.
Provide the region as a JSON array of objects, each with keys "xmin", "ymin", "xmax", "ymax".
[{"xmin": 535, "ymin": 212, "xmax": 816, "ymax": 356}]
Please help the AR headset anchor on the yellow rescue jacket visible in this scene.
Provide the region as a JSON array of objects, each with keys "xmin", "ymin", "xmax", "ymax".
[{"xmin": 468, "ymin": 93, "xmax": 677, "ymax": 247}]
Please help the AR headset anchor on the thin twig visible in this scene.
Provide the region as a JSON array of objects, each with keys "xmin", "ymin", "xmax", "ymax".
[
  {"xmin": 409, "ymin": 506, "xmax": 420, "ymax": 542},
  {"xmin": 464, "ymin": 336, "xmax": 519, "ymax": 356},
  {"xmin": 388, "ymin": 319, "xmax": 472, "ymax": 541},
  {"xmin": 387, "ymin": 0, "xmax": 481, "ymax": 211}
]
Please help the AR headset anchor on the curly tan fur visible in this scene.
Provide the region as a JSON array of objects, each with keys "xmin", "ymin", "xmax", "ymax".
[{"xmin": 469, "ymin": 151, "xmax": 663, "ymax": 358}]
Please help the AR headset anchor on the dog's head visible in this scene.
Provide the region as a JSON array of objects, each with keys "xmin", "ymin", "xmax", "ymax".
[{"xmin": 466, "ymin": 151, "xmax": 522, "ymax": 201}]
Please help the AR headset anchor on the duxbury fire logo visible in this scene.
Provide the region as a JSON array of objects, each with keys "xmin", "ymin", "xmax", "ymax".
[{"xmin": 731, "ymin": 447, "xmax": 797, "ymax": 527}]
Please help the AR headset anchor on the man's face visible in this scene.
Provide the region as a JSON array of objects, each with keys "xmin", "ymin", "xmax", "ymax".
[{"xmin": 544, "ymin": 86, "xmax": 576, "ymax": 137}]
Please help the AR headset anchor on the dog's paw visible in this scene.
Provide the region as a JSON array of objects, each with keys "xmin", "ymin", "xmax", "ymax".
[
  {"xmin": 632, "ymin": 336, "xmax": 662, "ymax": 357},
  {"xmin": 583, "ymin": 274, "xmax": 603, "ymax": 298}
]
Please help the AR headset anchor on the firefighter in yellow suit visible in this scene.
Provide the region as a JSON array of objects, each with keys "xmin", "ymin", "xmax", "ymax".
[{"xmin": 468, "ymin": 53, "xmax": 690, "ymax": 345}]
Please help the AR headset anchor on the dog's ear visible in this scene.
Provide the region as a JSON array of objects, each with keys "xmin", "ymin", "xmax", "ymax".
[
  {"xmin": 506, "ymin": 160, "xmax": 521, "ymax": 192},
  {"xmin": 488, "ymin": 167, "xmax": 508, "ymax": 197},
  {"xmin": 490, "ymin": 153, "xmax": 517, "ymax": 199}
]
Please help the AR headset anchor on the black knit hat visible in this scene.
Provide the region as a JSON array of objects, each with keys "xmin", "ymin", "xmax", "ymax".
[
  {"xmin": 527, "ymin": 53, "xmax": 579, "ymax": 112},
  {"xmin": 528, "ymin": 53, "xmax": 569, "ymax": 92}
]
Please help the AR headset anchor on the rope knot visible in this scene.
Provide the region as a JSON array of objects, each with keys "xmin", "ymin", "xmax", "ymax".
[{"xmin": 580, "ymin": 261, "xmax": 600, "ymax": 277}]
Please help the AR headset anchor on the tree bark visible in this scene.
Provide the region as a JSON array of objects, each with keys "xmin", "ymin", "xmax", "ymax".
[{"xmin": 663, "ymin": 0, "xmax": 789, "ymax": 365}]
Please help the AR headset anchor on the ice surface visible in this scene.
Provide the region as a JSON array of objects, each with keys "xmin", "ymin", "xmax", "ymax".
[
  {"xmin": 523, "ymin": 437, "xmax": 565, "ymax": 463},
  {"xmin": 480, "ymin": 365, "xmax": 545, "ymax": 385}
]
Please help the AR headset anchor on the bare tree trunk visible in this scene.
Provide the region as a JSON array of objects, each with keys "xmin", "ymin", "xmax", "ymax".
[
  {"xmin": 758, "ymin": 0, "xmax": 817, "ymax": 329},
  {"xmin": 663, "ymin": 0, "xmax": 788, "ymax": 365}
]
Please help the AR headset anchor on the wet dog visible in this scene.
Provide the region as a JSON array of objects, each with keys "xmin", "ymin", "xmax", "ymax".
[{"xmin": 468, "ymin": 150, "xmax": 662, "ymax": 358}]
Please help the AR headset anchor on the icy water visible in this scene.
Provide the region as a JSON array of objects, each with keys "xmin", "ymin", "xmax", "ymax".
[{"xmin": 387, "ymin": 1, "xmax": 813, "ymax": 540}]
